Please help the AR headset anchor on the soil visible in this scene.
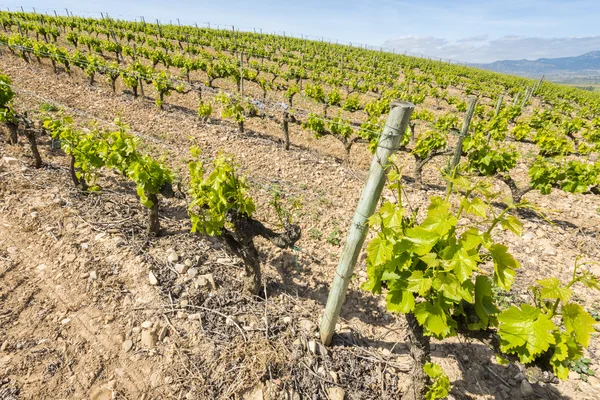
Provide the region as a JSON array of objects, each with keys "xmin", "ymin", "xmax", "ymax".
[{"xmin": 1, "ymin": 52, "xmax": 600, "ymax": 400}]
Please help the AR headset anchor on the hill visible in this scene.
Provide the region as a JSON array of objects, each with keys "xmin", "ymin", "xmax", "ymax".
[{"xmin": 474, "ymin": 51, "xmax": 600, "ymax": 83}]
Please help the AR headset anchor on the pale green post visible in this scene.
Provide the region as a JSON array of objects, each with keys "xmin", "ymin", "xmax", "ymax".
[{"xmin": 320, "ymin": 101, "xmax": 414, "ymax": 346}]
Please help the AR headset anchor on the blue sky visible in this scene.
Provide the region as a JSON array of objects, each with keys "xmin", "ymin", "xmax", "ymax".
[{"xmin": 2, "ymin": 0, "xmax": 599, "ymax": 63}]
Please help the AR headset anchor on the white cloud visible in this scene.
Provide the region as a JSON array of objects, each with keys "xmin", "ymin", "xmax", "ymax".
[{"xmin": 383, "ymin": 35, "xmax": 600, "ymax": 63}]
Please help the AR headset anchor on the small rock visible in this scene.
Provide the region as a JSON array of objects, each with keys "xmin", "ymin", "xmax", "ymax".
[
  {"xmin": 1, "ymin": 340, "xmax": 8, "ymax": 351},
  {"xmin": 196, "ymin": 273, "xmax": 216, "ymax": 290},
  {"xmin": 157, "ymin": 326, "xmax": 169, "ymax": 341},
  {"xmin": 307, "ymin": 340, "xmax": 327, "ymax": 356},
  {"xmin": 90, "ymin": 387, "xmax": 112, "ymax": 400},
  {"xmin": 535, "ymin": 229, "xmax": 546, "ymax": 238},
  {"xmin": 36, "ymin": 264, "xmax": 47, "ymax": 272},
  {"xmin": 514, "ymin": 372, "xmax": 526, "ymax": 382},
  {"xmin": 113, "ymin": 236, "xmax": 126, "ymax": 247},
  {"xmin": 329, "ymin": 370, "xmax": 339, "ymax": 383},
  {"xmin": 89, "ymin": 271, "xmax": 98, "ymax": 281},
  {"xmin": 2, "ymin": 157, "xmax": 19, "ymax": 166},
  {"xmin": 30, "ymin": 211, "xmax": 39, "ymax": 219},
  {"xmin": 80, "ymin": 272, "xmax": 89, "ymax": 279},
  {"xmin": 174, "ymin": 263, "xmax": 188, "ymax": 275},
  {"xmin": 141, "ymin": 320, "xmax": 153, "ymax": 330},
  {"xmin": 183, "ymin": 259, "xmax": 194, "ymax": 267},
  {"xmin": 122, "ymin": 339, "xmax": 133, "ymax": 352},
  {"xmin": 61, "ymin": 318, "xmax": 71, "ymax": 325},
  {"xmin": 187, "ymin": 268, "xmax": 199, "ymax": 278},
  {"xmin": 298, "ymin": 319, "xmax": 317, "ymax": 333},
  {"xmin": 520, "ymin": 380, "xmax": 534, "ymax": 397},
  {"xmin": 167, "ymin": 251, "xmax": 179, "ymax": 263},
  {"xmin": 381, "ymin": 348, "xmax": 392, "ymax": 358},
  {"xmin": 141, "ymin": 330, "xmax": 157, "ymax": 348},
  {"xmin": 283, "ymin": 316, "xmax": 292, "ymax": 324},
  {"xmin": 326, "ymin": 387, "xmax": 345, "ymax": 400},
  {"xmin": 148, "ymin": 271, "xmax": 159, "ymax": 285},
  {"xmin": 522, "ymin": 232, "xmax": 534, "ymax": 241}
]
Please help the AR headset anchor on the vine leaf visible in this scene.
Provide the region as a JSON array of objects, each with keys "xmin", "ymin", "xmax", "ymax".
[
  {"xmin": 489, "ymin": 244, "xmax": 520, "ymax": 291},
  {"xmin": 561, "ymin": 303, "xmax": 597, "ymax": 347},
  {"xmin": 498, "ymin": 304, "xmax": 556, "ymax": 363},
  {"xmin": 538, "ymin": 277, "xmax": 572, "ymax": 303}
]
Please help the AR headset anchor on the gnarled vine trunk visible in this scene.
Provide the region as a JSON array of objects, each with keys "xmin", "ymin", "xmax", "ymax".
[
  {"xmin": 222, "ymin": 210, "xmax": 301, "ymax": 295},
  {"xmin": 147, "ymin": 192, "xmax": 161, "ymax": 236},
  {"xmin": 6, "ymin": 121, "xmax": 18, "ymax": 144},
  {"xmin": 404, "ymin": 313, "xmax": 431, "ymax": 400},
  {"xmin": 24, "ymin": 128, "xmax": 42, "ymax": 168},
  {"xmin": 282, "ymin": 111, "xmax": 290, "ymax": 150}
]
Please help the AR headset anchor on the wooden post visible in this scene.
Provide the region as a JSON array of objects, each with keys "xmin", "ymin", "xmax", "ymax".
[
  {"xmin": 512, "ymin": 93, "xmax": 520, "ymax": 107},
  {"xmin": 494, "ymin": 95, "xmax": 503, "ymax": 116},
  {"xmin": 447, "ymin": 96, "xmax": 477, "ymax": 194},
  {"xmin": 239, "ymin": 50, "xmax": 244, "ymax": 97},
  {"xmin": 319, "ymin": 101, "xmax": 415, "ymax": 346},
  {"xmin": 65, "ymin": 8, "xmax": 69, "ymax": 17}
]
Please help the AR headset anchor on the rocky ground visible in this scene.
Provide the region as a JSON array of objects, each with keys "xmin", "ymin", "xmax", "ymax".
[{"xmin": 0, "ymin": 53, "xmax": 600, "ymax": 400}]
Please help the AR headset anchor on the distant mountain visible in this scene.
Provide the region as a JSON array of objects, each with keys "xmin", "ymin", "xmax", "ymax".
[{"xmin": 473, "ymin": 51, "xmax": 600, "ymax": 83}]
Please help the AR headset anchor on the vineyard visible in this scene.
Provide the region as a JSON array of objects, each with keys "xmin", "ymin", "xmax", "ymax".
[{"xmin": 0, "ymin": 9, "xmax": 599, "ymax": 400}]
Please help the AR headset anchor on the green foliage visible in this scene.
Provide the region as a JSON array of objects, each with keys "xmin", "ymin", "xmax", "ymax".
[
  {"xmin": 498, "ymin": 259, "xmax": 600, "ymax": 379},
  {"xmin": 304, "ymin": 83, "xmax": 325, "ymax": 103},
  {"xmin": 464, "ymin": 135, "xmax": 519, "ymax": 176},
  {"xmin": 424, "ymin": 362, "xmax": 452, "ymax": 400},
  {"xmin": 569, "ymin": 358, "xmax": 596, "ymax": 382},
  {"xmin": 363, "ymin": 172, "xmax": 523, "ymax": 338},
  {"xmin": 303, "ymin": 113, "xmax": 326, "ymax": 137},
  {"xmin": 43, "ymin": 114, "xmax": 105, "ymax": 188},
  {"xmin": 328, "ymin": 115, "xmax": 354, "ymax": 139},
  {"xmin": 188, "ymin": 149, "xmax": 255, "ymax": 236},
  {"xmin": 197, "ymin": 100, "xmax": 213, "ymax": 120},
  {"xmin": 341, "ymin": 94, "xmax": 361, "ymax": 111},
  {"xmin": 127, "ymin": 154, "xmax": 173, "ymax": 208},
  {"xmin": 412, "ymin": 130, "xmax": 447, "ymax": 160},
  {"xmin": 215, "ymin": 92, "xmax": 246, "ymax": 124}
]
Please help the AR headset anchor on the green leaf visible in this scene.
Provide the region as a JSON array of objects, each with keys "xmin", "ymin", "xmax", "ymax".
[
  {"xmin": 420, "ymin": 197, "xmax": 458, "ymax": 236},
  {"xmin": 500, "ymin": 215, "xmax": 523, "ymax": 236},
  {"xmin": 403, "ymin": 227, "xmax": 440, "ymax": 256},
  {"xmin": 386, "ymin": 290, "xmax": 415, "ymax": 313},
  {"xmin": 498, "ymin": 304, "xmax": 557, "ymax": 363},
  {"xmin": 473, "ymin": 276, "xmax": 500, "ymax": 329},
  {"xmin": 561, "ymin": 303, "xmax": 597, "ymax": 347},
  {"xmin": 537, "ymin": 278, "xmax": 572, "ymax": 303},
  {"xmin": 414, "ymin": 300, "xmax": 454, "ymax": 337},
  {"xmin": 366, "ymin": 236, "xmax": 394, "ymax": 267},
  {"xmin": 424, "ymin": 362, "xmax": 452, "ymax": 400},
  {"xmin": 459, "ymin": 228, "xmax": 483, "ymax": 250},
  {"xmin": 449, "ymin": 246, "xmax": 479, "ymax": 283},
  {"xmin": 407, "ymin": 271, "xmax": 433, "ymax": 296},
  {"xmin": 489, "ymin": 244, "xmax": 520, "ymax": 291},
  {"xmin": 461, "ymin": 197, "xmax": 488, "ymax": 218},
  {"xmin": 432, "ymin": 273, "xmax": 463, "ymax": 302}
]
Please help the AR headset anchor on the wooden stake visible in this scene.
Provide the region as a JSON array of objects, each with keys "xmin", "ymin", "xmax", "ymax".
[
  {"xmin": 447, "ymin": 96, "xmax": 477, "ymax": 194},
  {"xmin": 319, "ymin": 101, "xmax": 415, "ymax": 346}
]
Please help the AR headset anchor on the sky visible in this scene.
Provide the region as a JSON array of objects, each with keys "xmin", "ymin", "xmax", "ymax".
[{"xmin": 2, "ymin": 0, "xmax": 599, "ymax": 63}]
